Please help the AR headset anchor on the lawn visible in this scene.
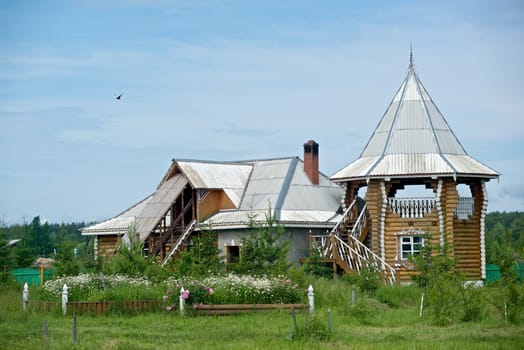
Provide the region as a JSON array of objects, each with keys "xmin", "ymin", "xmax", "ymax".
[{"xmin": 1, "ymin": 284, "xmax": 523, "ymax": 349}]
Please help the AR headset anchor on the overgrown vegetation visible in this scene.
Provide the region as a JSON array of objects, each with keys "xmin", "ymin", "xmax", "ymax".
[
  {"xmin": 1, "ymin": 211, "xmax": 523, "ymax": 348},
  {"xmin": 229, "ymin": 208, "xmax": 291, "ymax": 276},
  {"xmin": 102, "ymin": 227, "xmax": 167, "ymax": 282},
  {"xmin": 2, "ymin": 279, "xmax": 523, "ymax": 349},
  {"xmin": 172, "ymin": 227, "xmax": 225, "ymax": 278}
]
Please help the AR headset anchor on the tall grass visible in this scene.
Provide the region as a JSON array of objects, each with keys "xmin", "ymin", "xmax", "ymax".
[{"xmin": 1, "ymin": 279, "xmax": 523, "ymax": 349}]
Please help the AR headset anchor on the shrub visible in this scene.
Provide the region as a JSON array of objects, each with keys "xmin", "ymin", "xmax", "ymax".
[
  {"xmin": 343, "ymin": 264, "xmax": 381, "ymax": 296},
  {"xmin": 232, "ymin": 208, "xmax": 291, "ymax": 277},
  {"xmin": 163, "ymin": 274, "xmax": 304, "ymax": 309},
  {"xmin": 172, "ymin": 229, "xmax": 224, "ymax": 278},
  {"xmin": 410, "ymin": 233, "xmax": 464, "ymax": 325},
  {"xmin": 102, "ymin": 227, "xmax": 167, "ymax": 282}
]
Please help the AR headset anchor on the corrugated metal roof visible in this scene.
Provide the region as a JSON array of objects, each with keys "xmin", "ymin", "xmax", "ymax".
[
  {"xmin": 83, "ymin": 156, "xmax": 344, "ymax": 238},
  {"xmin": 332, "ymin": 58, "xmax": 499, "ymax": 182},
  {"xmin": 135, "ymin": 174, "xmax": 188, "ymax": 241},
  {"xmin": 81, "ymin": 194, "xmax": 153, "ymax": 236},
  {"xmin": 175, "ymin": 160, "xmax": 251, "ymax": 207},
  {"xmin": 204, "ymin": 209, "xmax": 341, "ymax": 229},
  {"xmin": 204, "ymin": 157, "xmax": 344, "ymax": 228}
]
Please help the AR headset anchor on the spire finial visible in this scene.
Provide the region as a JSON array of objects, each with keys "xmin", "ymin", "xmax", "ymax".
[{"xmin": 409, "ymin": 43, "xmax": 413, "ymax": 68}]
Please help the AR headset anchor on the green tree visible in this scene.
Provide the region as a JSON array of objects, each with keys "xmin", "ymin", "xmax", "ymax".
[
  {"xmin": 410, "ymin": 233, "xmax": 463, "ymax": 325},
  {"xmin": 233, "ymin": 207, "xmax": 291, "ymax": 276},
  {"xmin": 53, "ymin": 240, "xmax": 81, "ymax": 276},
  {"xmin": 103, "ymin": 226, "xmax": 167, "ymax": 282},
  {"xmin": 173, "ymin": 228, "xmax": 224, "ymax": 277}
]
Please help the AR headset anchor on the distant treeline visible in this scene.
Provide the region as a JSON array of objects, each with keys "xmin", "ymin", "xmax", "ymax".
[
  {"xmin": 485, "ymin": 211, "xmax": 524, "ymax": 263},
  {"xmin": 1, "ymin": 216, "xmax": 91, "ymax": 268},
  {"xmin": 1, "ymin": 212, "xmax": 523, "ymax": 270}
]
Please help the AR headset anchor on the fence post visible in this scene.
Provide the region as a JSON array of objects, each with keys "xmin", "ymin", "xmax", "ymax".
[
  {"xmin": 62, "ymin": 284, "xmax": 68, "ymax": 316},
  {"xmin": 23, "ymin": 282, "xmax": 29, "ymax": 311},
  {"xmin": 72, "ymin": 313, "xmax": 77, "ymax": 345},
  {"xmin": 43, "ymin": 320, "xmax": 49, "ymax": 350},
  {"xmin": 179, "ymin": 287, "xmax": 186, "ymax": 315},
  {"xmin": 307, "ymin": 285, "xmax": 314, "ymax": 313},
  {"xmin": 419, "ymin": 292, "xmax": 424, "ymax": 317}
]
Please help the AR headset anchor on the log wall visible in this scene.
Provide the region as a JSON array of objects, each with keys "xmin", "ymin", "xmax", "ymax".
[
  {"xmin": 360, "ymin": 178, "xmax": 485, "ymax": 283},
  {"xmin": 452, "ymin": 181, "xmax": 483, "ymax": 280},
  {"xmin": 97, "ymin": 235, "xmax": 120, "ymax": 259}
]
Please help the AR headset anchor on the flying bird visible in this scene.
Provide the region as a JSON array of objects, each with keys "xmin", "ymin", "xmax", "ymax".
[{"xmin": 115, "ymin": 93, "xmax": 123, "ymax": 100}]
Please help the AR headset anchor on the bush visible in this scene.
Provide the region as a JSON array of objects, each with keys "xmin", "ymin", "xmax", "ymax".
[
  {"xmin": 163, "ymin": 274, "xmax": 305, "ymax": 309},
  {"xmin": 172, "ymin": 229, "xmax": 224, "ymax": 278},
  {"xmin": 342, "ymin": 265, "xmax": 381, "ymax": 296},
  {"xmin": 102, "ymin": 227, "xmax": 167, "ymax": 282},
  {"xmin": 231, "ymin": 208, "xmax": 291, "ymax": 277}
]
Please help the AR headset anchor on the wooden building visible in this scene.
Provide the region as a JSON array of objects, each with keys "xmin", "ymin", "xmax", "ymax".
[
  {"xmin": 81, "ymin": 142, "xmax": 344, "ymax": 266},
  {"xmin": 320, "ymin": 54, "xmax": 499, "ymax": 284}
]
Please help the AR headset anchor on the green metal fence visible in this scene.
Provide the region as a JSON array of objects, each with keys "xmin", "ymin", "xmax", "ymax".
[
  {"xmin": 486, "ymin": 263, "xmax": 524, "ymax": 283},
  {"xmin": 10, "ymin": 268, "xmax": 53, "ymax": 285}
]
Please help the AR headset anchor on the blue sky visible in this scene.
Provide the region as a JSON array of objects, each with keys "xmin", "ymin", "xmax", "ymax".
[{"xmin": 1, "ymin": 0, "xmax": 523, "ymax": 224}]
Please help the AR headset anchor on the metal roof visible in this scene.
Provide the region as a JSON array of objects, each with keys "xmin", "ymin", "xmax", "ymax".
[
  {"xmin": 332, "ymin": 56, "xmax": 499, "ymax": 182},
  {"xmin": 81, "ymin": 194, "xmax": 153, "ymax": 236},
  {"xmin": 135, "ymin": 173, "xmax": 188, "ymax": 241},
  {"xmin": 82, "ymin": 156, "xmax": 344, "ymax": 239},
  {"xmin": 206, "ymin": 157, "xmax": 344, "ymax": 228}
]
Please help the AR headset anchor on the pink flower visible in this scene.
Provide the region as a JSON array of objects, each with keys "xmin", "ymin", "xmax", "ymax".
[
  {"xmin": 206, "ymin": 287, "xmax": 214, "ymax": 295},
  {"xmin": 162, "ymin": 295, "xmax": 169, "ymax": 301},
  {"xmin": 285, "ymin": 279, "xmax": 291, "ymax": 285},
  {"xmin": 166, "ymin": 289, "xmax": 173, "ymax": 295},
  {"xmin": 181, "ymin": 291, "xmax": 190, "ymax": 300},
  {"xmin": 166, "ymin": 306, "xmax": 173, "ymax": 311}
]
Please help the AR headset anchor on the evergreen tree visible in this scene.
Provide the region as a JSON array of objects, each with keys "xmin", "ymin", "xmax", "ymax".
[
  {"xmin": 233, "ymin": 207, "xmax": 291, "ymax": 276},
  {"xmin": 173, "ymin": 228, "xmax": 224, "ymax": 277}
]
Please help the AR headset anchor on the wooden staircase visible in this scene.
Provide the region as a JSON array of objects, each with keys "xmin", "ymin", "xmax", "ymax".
[
  {"xmin": 150, "ymin": 199, "xmax": 193, "ymax": 258},
  {"xmin": 310, "ymin": 198, "xmax": 396, "ymax": 285},
  {"xmin": 161, "ymin": 219, "xmax": 196, "ymax": 266}
]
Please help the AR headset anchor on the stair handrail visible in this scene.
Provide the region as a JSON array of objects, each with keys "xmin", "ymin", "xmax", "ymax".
[
  {"xmin": 333, "ymin": 234, "xmax": 396, "ymax": 285},
  {"xmin": 161, "ymin": 219, "xmax": 197, "ymax": 266},
  {"xmin": 151, "ymin": 198, "xmax": 193, "ymax": 256},
  {"xmin": 349, "ymin": 203, "xmax": 368, "ymax": 240},
  {"xmin": 331, "ymin": 199, "xmax": 357, "ymax": 237}
]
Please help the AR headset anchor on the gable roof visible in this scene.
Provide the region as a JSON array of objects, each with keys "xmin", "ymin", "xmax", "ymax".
[
  {"xmin": 331, "ymin": 56, "xmax": 499, "ymax": 182},
  {"xmin": 206, "ymin": 157, "xmax": 343, "ymax": 228},
  {"xmin": 176, "ymin": 157, "xmax": 343, "ymax": 228},
  {"xmin": 81, "ymin": 194, "xmax": 153, "ymax": 236},
  {"xmin": 82, "ymin": 156, "xmax": 344, "ymax": 238}
]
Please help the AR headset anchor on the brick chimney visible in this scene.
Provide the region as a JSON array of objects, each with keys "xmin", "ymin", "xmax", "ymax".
[{"xmin": 303, "ymin": 140, "xmax": 319, "ymax": 185}]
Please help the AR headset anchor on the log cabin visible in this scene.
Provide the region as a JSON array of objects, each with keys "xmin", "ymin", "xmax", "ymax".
[
  {"xmin": 82, "ymin": 52, "xmax": 499, "ymax": 285},
  {"xmin": 81, "ymin": 142, "xmax": 344, "ymax": 266},
  {"xmin": 324, "ymin": 53, "xmax": 499, "ymax": 284}
]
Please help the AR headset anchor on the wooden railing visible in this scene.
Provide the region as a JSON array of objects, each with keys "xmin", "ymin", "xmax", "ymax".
[
  {"xmin": 388, "ymin": 197, "xmax": 435, "ymax": 218},
  {"xmin": 151, "ymin": 198, "xmax": 193, "ymax": 257},
  {"xmin": 331, "ymin": 199, "xmax": 357, "ymax": 237},
  {"xmin": 161, "ymin": 219, "xmax": 197, "ymax": 266},
  {"xmin": 455, "ymin": 197, "xmax": 474, "ymax": 219},
  {"xmin": 349, "ymin": 203, "xmax": 368, "ymax": 241},
  {"xmin": 311, "ymin": 198, "xmax": 396, "ymax": 285},
  {"xmin": 310, "ymin": 234, "xmax": 396, "ymax": 285}
]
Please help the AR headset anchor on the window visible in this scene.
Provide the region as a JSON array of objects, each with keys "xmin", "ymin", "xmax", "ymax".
[
  {"xmin": 401, "ymin": 236, "xmax": 423, "ymax": 259},
  {"xmin": 225, "ymin": 245, "xmax": 240, "ymax": 264}
]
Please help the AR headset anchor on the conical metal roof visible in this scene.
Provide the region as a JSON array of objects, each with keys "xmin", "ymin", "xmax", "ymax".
[{"xmin": 332, "ymin": 53, "xmax": 499, "ymax": 182}]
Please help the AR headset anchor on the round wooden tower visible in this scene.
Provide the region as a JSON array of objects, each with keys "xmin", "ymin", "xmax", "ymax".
[{"xmin": 331, "ymin": 54, "xmax": 499, "ymax": 283}]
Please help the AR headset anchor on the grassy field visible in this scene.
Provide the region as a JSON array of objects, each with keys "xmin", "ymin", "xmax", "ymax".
[{"xmin": 1, "ymin": 283, "xmax": 523, "ymax": 350}]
